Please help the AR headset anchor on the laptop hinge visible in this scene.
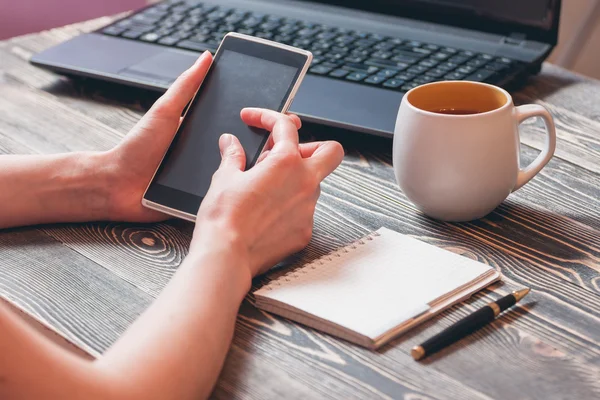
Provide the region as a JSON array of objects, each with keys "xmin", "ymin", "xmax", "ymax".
[{"xmin": 502, "ymin": 33, "xmax": 527, "ymax": 46}]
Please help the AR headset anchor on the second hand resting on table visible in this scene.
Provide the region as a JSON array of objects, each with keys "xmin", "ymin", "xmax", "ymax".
[{"xmin": 0, "ymin": 51, "xmax": 344, "ymax": 399}]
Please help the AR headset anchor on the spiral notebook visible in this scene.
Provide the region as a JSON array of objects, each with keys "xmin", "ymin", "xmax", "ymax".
[{"xmin": 254, "ymin": 227, "xmax": 501, "ymax": 349}]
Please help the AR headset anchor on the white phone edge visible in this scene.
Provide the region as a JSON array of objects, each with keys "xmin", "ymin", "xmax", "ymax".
[{"xmin": 141, "ymin": 32, "xmax": 313, "ymax": 222}]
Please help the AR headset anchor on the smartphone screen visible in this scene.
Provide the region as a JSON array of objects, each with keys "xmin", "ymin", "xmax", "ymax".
[{"xmin": 143, "ymin": 34, "xmax": 310, "ymax": 218}]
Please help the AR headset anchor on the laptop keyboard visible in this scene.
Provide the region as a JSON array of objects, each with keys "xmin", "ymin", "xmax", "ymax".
[{"xmin": 101, "ymin": 0, "xmax": 524, "ymax": 93}]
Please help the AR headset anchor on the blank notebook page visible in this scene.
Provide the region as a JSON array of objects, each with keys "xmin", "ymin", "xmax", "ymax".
[{"xmin": 254, "ymin": 227, "xmax": 495, "ymax": 340}]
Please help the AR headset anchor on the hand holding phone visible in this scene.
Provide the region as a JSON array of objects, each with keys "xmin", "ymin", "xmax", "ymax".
[{"xmin": 142, "ymin": 33, "xmax": 312, "ymax": 221}]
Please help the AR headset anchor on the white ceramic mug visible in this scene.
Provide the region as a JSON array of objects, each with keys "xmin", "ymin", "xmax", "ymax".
[{"xmin": 393, "ymin": 81, "xmax": 556, "ymax": 221}]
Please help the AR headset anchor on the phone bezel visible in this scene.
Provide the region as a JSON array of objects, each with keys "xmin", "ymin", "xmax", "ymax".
[{"xmin": 141, "ymin": 33, "xmax": 312, "ymax": 222}]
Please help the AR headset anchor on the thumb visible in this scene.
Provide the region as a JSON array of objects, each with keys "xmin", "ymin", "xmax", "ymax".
[{"xmin": 219, "ymin": 134, "xmax": 246, "ymax": 171}]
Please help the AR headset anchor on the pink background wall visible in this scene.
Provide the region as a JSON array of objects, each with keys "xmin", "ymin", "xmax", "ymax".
[{"xmin": 0, "ymin": 0, "xmax": 147, "ymax": 40}]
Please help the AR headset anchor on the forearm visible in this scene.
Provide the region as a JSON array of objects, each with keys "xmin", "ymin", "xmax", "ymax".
[
  {"xmin": 95, "ymin": 242, "xmax": 251, "ymax": 399},
  {"xmin": 0, "ymin": 153, "xmax": 109, "ymax": 228},
  {"xmin": 0, "ymin": 241, "xmax": 251, "ymax": 400}
]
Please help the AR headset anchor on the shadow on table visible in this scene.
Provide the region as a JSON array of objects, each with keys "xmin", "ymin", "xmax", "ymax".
[
  {"xmin": 41, "ymin": 74, "xmax": 162, "ymax": 112},
  {"xmin": 513, "ymin": 65, "xmax": 586, "ymax": 103}
]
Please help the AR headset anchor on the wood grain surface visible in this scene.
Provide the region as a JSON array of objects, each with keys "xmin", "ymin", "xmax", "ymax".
[{"xmin": 0, "ymin": 17, "xmax": 599, "ymax": 400}]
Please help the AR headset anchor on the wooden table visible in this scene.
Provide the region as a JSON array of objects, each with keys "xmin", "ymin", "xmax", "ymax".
[{"xmin": 1, "ymin": 18, "xmax": 599, "ymax": 400}]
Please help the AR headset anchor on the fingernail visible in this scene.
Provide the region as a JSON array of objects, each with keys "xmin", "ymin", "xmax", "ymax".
[
  {"xmin": 195, "ymin": 51, "xmax": 210, "ymax": 64},
  {"xmin": 221, "ymin": 133, "xmax": 233, "ymax": 150}
]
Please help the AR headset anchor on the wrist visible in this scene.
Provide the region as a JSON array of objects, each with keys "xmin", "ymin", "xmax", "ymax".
[
  {"xmin": 76, "ymin": 151, "xmax": 113, "ymax": 221},
  {"xmin": 48, "ymin": 151, "xmax": 112, "ymax": 222},
  {"xmin": 185, "ymin": 224, "xmax": 252, "ymax": 298}
]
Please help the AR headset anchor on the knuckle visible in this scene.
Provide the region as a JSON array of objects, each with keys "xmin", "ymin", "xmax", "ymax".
[
  {"xmin": 151, "ymin": 97, "xmax": 177, "ymax": 117},
  {"xmin": 273, "ymin": 151, "xmax": 299, "ymax": 169},
  {"xmin": 225, "ymin": 146, "xmax": 243, "ymax": 159}
]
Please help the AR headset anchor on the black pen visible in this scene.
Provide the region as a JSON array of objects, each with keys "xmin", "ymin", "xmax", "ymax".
[{"xmin": 411, "ymin": 288, "xmax": 530, "ymax": 361}]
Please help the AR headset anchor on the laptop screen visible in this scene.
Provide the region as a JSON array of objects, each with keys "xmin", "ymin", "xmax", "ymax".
[
  {"xmin": 309, "ymin": 0, "xmax": 560, "ymax": 43},
  {"xmin": 409, "ymin": 0, "xmax": 555, "ymax": 28}
]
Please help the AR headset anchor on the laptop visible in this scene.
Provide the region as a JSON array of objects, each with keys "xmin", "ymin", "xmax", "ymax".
[{"xmin": 30, "ymin": 0, "xmax": 561, "ymax": 137}]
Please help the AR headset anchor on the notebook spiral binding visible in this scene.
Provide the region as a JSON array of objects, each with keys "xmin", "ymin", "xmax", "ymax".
[{"xmin": 262, "ymin": 231, "xmax": 382, "ymax": 291}]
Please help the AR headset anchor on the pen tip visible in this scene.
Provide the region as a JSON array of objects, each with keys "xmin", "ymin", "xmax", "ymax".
[{"xmin": 513, "ymin": 288, "xmax": 530, "ymax": 302}]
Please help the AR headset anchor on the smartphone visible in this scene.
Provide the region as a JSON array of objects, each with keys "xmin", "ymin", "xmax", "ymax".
[{"xmin": 142, "ymin": 33, "xmax": 312, "ymax": 221}]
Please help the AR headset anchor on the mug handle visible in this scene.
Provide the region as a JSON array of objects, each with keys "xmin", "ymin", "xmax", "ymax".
[{"xmin": 512, "ymin": 104, "xmax": 557, "ymax": 191}]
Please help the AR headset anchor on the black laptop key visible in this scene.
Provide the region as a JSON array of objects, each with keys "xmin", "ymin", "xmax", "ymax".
[
  {"xmin": 297, "ymin": 28, "xmax": 320, "ymax": 37},
  {"xmin": 329, "ymin": 69, "xmax": 350, "ymax": 78},
  {"xmin": 401, "ymin": 82, "xmax": 420, "ymax": 91},
  {"xmin": 132, "ymin": 14, "xmax": 162, "ymax": 25},
  {"xmin": 478, "ymin": 54, "xmax": 494, "ymax": 61},
  {"xmin": 342, "ymin": 62, "xmax": 379, "ymax": 74},
  {"xmin": 140, "ymin": 32, "xmax": 162, "ymax": 42},
  {"xmin": 293, "ymin": 38, "xmax": 312, "ymax": 47},
  {"xmin": 351, "ymin": 49, "xmax": 371, "ymax": 58},
  {"xmin": 390, "ymin": 54, "xmax": 420, "ymax": 64},
  {"xmin": 259, "ymin": 21, "xmax": 280, "ymax": 31},
  {"xmin": 368, "ymin": 33, "xmax": 387, "ymax": 41},
  {"xmin": 171, "ymin": 3, "xmax": 196, "ymax": 13},
  {"xmin": 188, "ymin": 33, "xmax": 210, "ymax": 42},
  {"xmin": 485, "ymin": 62, "xmax": 509, "ymax": 71},
  {"xmin": 371, "ymin": 51, "xmax": 392, "ymax": 60},
  {"xmin": 226, "ymin": 14, "xmax": 246, "ymax": 25},
  {"xmin": 448, "ymin": 55, "xmax": 470, "ymax": 64},
  {"xmin": 444, "ymin": 71, "xmax": 467, "ymax": 80},
  {"xmin": 467, "ymin": 58, "xmax": 488, "ymax": 68},
  {"xmin": 424, "ymin": 68, "xmax": 447, "ymax": 78},
  {"xmin": 412, "ymin": 76, "xmax": 435, "ymax": 84},
  {"xmin": 377, "ymin": 68, "xmax": 399, "ymax": 78},
  {"xmin": 158, "ymin": 36, "xmax": 181, "ymax": 46},
  {"xmin": 383, "ymin": 78, "xmax": 404, "ymax": 89},
  {"xmin": 431, "ymin": 52, "xmax": 451, "ymax": 61},
  {"xmin": 122, "ymin": 30, "xmax": 149, "ymax": 39},
  {"xmin": 254, "ymin": 31, "xmax": 273, "ymax": 39},
  {"xmin": 436, "ymin": 62, "xmax": 458, "ymax": 71},
  {"xmin": 321, "ymin": 61, "xmax": 343, "ymax": 68},
  {"xmin": 316, "ymin": 31, "xmax": 338, "ymax": 41},
  {"xmin": 456, "ymin": 65, "xmax": 476, "ymax": 74},
  {"xmin": 336, "ymin": 35, "xmax": 356, "ymax": 46},
  {"xmin": 326, "ymin": 53, "xmax": 346, "ymax": 62},
  {"xmin": 393, "ymin": 48, "xmax": 428, "ymax": 58},
  {"xmin": 497, "ymin": 57, "xmax": 513, "ymax": 65},
  {"xmin": 407, "ymin": 65, "xmax": 429, "ymax": 74},
  {"xmin": 237, "ymin": 28, "xmax": 256, "ymax": 36},
  {"xmin": 278, "ymin": 24, "xmax": 298, "ymax": 34},
  {"xmin": 311, "ymin": 42, "xmax": 332, "ymax": 52},
  {"xmin": 344, "ymin": 56, "xmax": 365, "ymax": 64},
  {"xmin": 364, "ymin": 75, "xmax": 386, "ymax": 85},
  {"xmin": 459, "ymin": 50, "xmax": 476, "ymax": 57},
  {"xmin": 176, "ymin": 40, "xmax": 216, "ymax": 52},
  {"xmin": 374, "ymin": 42, "xmax": 396, "ymax": 51},
  {"xmin": 465, "ymin": 69, "xmax": 496, "ymax": 82},
  {"xmin": 419, "ymin": 59, "xmax": 439, "ymax": 68},
  {"xmin": 103, "ymin": 26, "xmax": 126, "ymax": 36},
  {"xmin": 355, "ymin": 39, "xmax": 377, "ymax": 47},
  {"xmin": 310, "ymin": 65, "xmax": 333, "ymax": 75},
  {"xmin": 346, "ymin": 71, "xmax": 369, "ymax": 82},
  {"xmin": 395, "ymin": 72, "xmax": 417, "ymax": 81},
  {"xmin": 331, "ymin": 45, "xmax": 350, "ymax": 53},
  {"xmin": 364, "ymin": 59, "xmax": 406, "ymax": 71}
]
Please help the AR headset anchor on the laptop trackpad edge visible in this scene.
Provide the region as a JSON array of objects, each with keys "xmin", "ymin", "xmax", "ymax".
[{"xmin": 118, "ymin": 50, "xmax": 198, "ymax": 85}]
